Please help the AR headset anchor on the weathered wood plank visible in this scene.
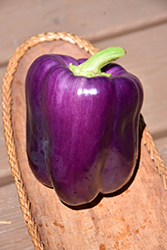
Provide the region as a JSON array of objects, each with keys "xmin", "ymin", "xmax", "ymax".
[
  {"xmin": 0, "ymin": 67, "xmax": 11, "ymax": 181},
  {"xmin": 155, "ymin": 136, "xmax": 167, "ymax": 166},
  {"xmin": 0, "ymin": 183, "xmax": 33, "ymax": 250},
  {"xmin": 0, "ymin": 0, "xmax": 167, "ymax": 63},
  {"xmin": 94, "ymin": 23, "xmax": 167, "ymax": 138},
  {"xmin": 0, "ymin": 142, "xmax": 12, "ymax": 184}
]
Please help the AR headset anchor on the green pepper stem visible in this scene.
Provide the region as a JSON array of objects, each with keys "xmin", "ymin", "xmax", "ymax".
[{"xmin": 69, "ymin": 47, "xmax": 126, "ymax": 78}]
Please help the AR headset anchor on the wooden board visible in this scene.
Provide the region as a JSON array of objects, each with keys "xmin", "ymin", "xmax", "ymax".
[
  {"xmin": 0, "ymin": 183, "xmax": 33, "ymax": 250},
  {"xmin": 3, "ymin": 33, "xmax": 167, "ymax": 250},
  {"xmin": 0, "ymin": 0, "xmax": 167, "ymax": 63},
  {"xmin": 0, "ymin": 67, "xmax": 13, "ymax": 182},
  {"xmin": 155, "ymin": 136, "xmax": 167, "ymax": 166}
]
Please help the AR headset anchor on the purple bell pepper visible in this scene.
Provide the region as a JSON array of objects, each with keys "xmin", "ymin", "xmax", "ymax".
[{"xmin": 25, "ymin": 47, "xmax": 143, "ymax": 206}]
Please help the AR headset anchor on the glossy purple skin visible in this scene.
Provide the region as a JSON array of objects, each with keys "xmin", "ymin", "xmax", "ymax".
[{"xmin": 26, "ymin": 54, "xmax": 143, "ymax": 206}]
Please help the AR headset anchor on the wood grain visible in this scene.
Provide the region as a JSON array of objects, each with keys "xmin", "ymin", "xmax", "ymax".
[
  {"xmin": 0, "ymin": 183, "xmax": 33, "ymax": 250},
  {"xmin": 0, "ymin": 67, "xmax": 12, "ymax": 180},
  {"xmin": 0, "ymin": 0, "xmax": 167, "ymax": 63},
  {"xmin": 155, "ymin": 136, "xmax": 167, "ymax": 166}
]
